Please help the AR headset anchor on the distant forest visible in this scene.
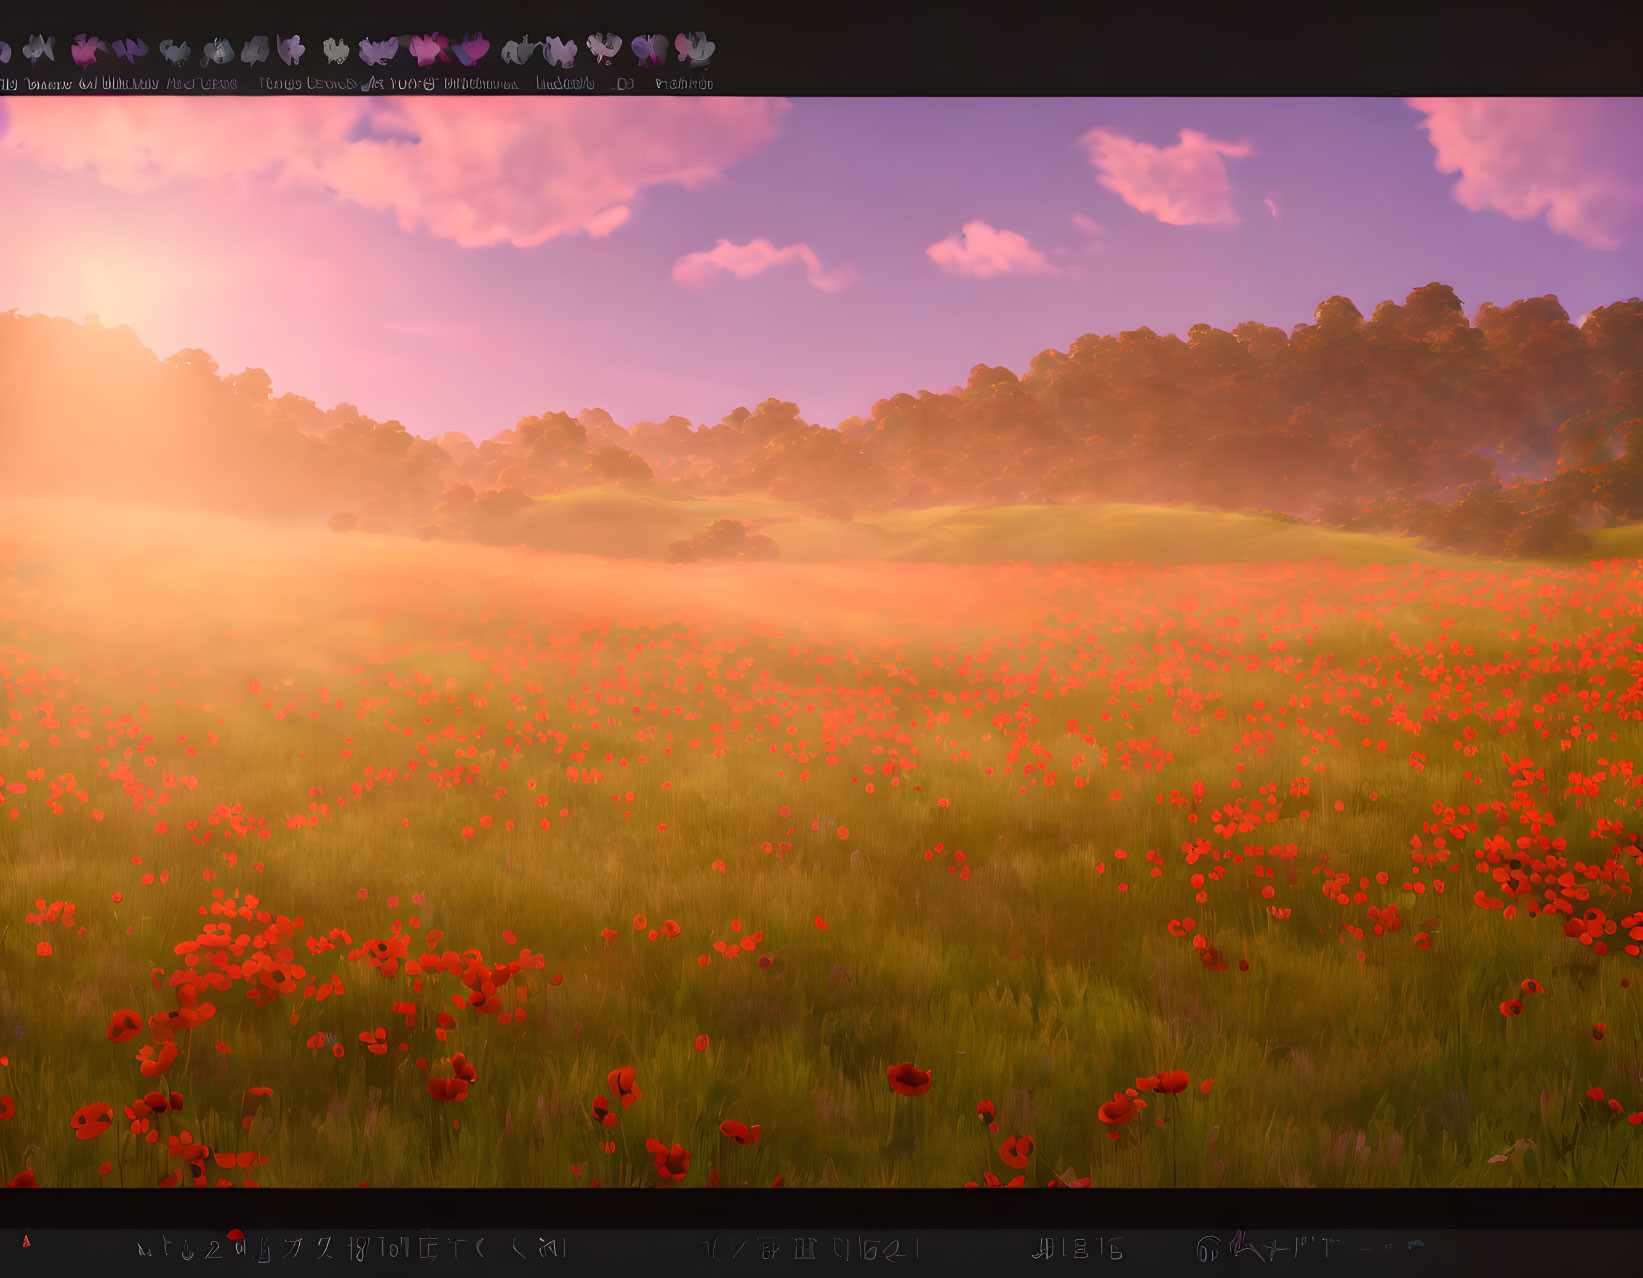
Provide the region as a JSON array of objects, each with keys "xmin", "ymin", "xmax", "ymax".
[{"xmin": 3, "ymin": 284, "xmax": 1640, "ymax": 558}]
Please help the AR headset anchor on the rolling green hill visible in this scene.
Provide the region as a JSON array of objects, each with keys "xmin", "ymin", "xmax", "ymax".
[
  {"xmin": 1587, "ymin": 522, "xmax": 1643, "ymax": 558},
  {"xmin": 509, "ymin": 488, "xmax": 1514, "ymax": 567}
]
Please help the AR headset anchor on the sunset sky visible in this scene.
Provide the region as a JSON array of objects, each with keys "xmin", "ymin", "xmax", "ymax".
[{"xmin": 1, "ymin": 95, "xmax": 1639, "ymax": 438}]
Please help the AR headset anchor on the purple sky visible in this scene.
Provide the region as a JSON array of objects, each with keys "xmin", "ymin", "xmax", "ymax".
[{"xmin": 1, "ymin": 96, "xmax": 1639, "ymax": 437}]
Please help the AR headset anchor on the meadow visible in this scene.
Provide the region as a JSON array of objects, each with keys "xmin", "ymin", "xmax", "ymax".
[{"xmin": 1, "ymin": 496, "xmax": 1641, "ymax": 1189}]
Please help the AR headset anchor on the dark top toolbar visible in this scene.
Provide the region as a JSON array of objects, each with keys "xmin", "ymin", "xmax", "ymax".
[
  {"xmin": 0, "ymin": 5, "xmax": 1638, "ymax": 96},
  {"xmin": 0, "ymin": 29, "xmax": 718, "ymax": 94}
]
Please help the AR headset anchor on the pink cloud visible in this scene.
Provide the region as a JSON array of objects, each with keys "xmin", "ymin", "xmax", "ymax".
[
  {"xmin": 1070, "ymin": 212, "xmax": 1104, "ymax": 237},
  {"xmin": 1407, "ymin": 97, "xmax": 1639, "ymax": 250},
  {"xmin": 925, "ymin": 220, "xmax": 1057, "ymax": 278},
  {"xmin": 0, "ymin": 97, "xmax": 790, "ymax": 248},
  {"xmin": 1264, "ymin": 196, "xmax": 1280, "ymax": 221},
  {"xmin": 1079, "ymin": 126, "xmax": 1252, "ymax": 226},
  {"xmin": 671, "ymin": 237, "xmax": 856, "ymax": 292},
  {"xmin": 581, "ymin": 205, "xmax": 632, "ymax": 238}
]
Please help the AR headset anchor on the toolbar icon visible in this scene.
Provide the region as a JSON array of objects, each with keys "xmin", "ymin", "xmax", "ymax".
[
  {"xmin": 71, "ymin": 35, "xmax": 109, "ymax": 67},
  {"xmin": 632, "ymin": 34, "xmax": 667, "ymax": 68},
  {"xmin": 358, "ymin": 36, "xmax": 398, "ymax": 66},
  {"xmin": 501, "ymin": 35, "xmax": 540, "ymax": 64},
  {"xmin": 409, "ymin": 33, "xmax": 451, "ymax": 66},
  {"xmin": 451, "ymin": 33, "xmax": 490, "ymax": 66},
  {"xmin": 675, "ymin": 33, "xmax": 714, "ymax": 68}
]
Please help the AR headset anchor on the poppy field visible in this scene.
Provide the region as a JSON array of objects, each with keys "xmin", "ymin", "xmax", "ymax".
[{"xmin": 1, "ymin": 500, "xmax": 1641, "ymax": 1189}]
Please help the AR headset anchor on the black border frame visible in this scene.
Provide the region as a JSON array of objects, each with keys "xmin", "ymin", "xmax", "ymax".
[{"xmin": 1, "ymin": 0, "xmax": 1641, "ymax": 1241}]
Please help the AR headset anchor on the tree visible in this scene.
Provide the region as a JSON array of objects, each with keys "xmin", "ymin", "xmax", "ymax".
[
  {"xmin": 586, "ymin": 446, "xmax": 652, "ymax": 486},
  {"xmin": 1507, "ymin": 506, "xmax": 1589, "ymax": 558},
  {"xmin": 226, "ymin": 368, "xmax": 273, "ymax": 402},
  {"xmin": 666, "ymin": 520, "xmax": 778, "ymax": 563}
]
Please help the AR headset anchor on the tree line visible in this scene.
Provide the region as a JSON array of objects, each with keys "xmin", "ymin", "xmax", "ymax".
[{"xmin": 2, "ymin": 284, "xmax": 1638, "ymax": 557}]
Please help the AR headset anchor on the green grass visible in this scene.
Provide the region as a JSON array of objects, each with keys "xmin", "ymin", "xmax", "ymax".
[
  {"xmin": 1, "ymin": 500, "xmax": 1641, "ymax": 1190},
  {"xmin": 1588, "ymin": 523, "xmax": 1643, "ymax": 558},
  {"xmin": 865, "ymin": 502, "xmax": 1462, "ymax": 567},
  {"xmin": 510, "ymin": 486, "xmax": 1584, "ymax": 568}
]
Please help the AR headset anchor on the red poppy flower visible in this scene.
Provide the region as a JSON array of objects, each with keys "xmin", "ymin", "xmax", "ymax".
[
  {"xmin": 71, "ymin": 1102, "xmax": 114, "ymax": 1140},
  {"xmin": 1520, "ymin": 978, "xmax": 1543, "ymax": 994},
  {"xmin": 1099, "ymin": 1094, "xmax": 1143, "ymax": 1126},
  {"xmin": 0, "ymin": 1096, "xmax": 13, "ymax": 1121},
  {"xmin": 8, "ymin": 1171, "xmax": 36, "ymax": 1188},
  {"xmin": 644, "ymin": 1139, "xmax": 690, "ymax": 1182},
  {"xmin": 451, "ymin": 1053, "xmax": 477, "ymax": 1083},
  {"xmin": 137, "ymin": 1042, "xmax": 178, "ymax": 1079},
  {"xmin": 1154, "ymin": 1069, "xmax": 1191, "ymax": 1094},
  {"xmin": 719, "ymin": 1120, "xmax": 761, "ymax": 1145},
  {"xmin": 887, "ymin": 1062, "xmax": 931, "ymax": 1096},
  {"xmin": 154, "ymin": 1008, "xmax": 202, "ymax": 1033},
  {"xmin": 976, "ymin": 1099, "xmax": 995, "ymax": 1126},
  {"xmin": 243, "ymin": 1084, "xmax": 272, "ymax": 1105},
  {"xmin": 607, "ymin": 1066, "xmax": 642, "ymax": 1108},
  {"xmin": 694, "ymin": 1035, "xmax": 709, "ymax": 1052},
  {"xmin": 1138, "ymin": 1069, "xmax": 1190, "ymax": 1093},
  {"xmin": 964, "ymin": 1171, "xmax": 1026, "ymax": 1188},
  {"xmin": 591, "ymin": 1096, "xmax": 617, "ymax": 1128},
  {"xmin": 1500, "ymin": 1000, "xmax": 1522, "ymax": 1017},
  {"xmin": 998, "ymin": 1135, "xmax": 1034, "ymax": 1169},
  {"xmin": 1593, "ymin": 1023, "xmax": 1606, "ymax": 1041},
  {"xmin": 105, "ymin": 1009, "xmax": 141, "ymax": 1043},
  {"xmin": 427, "ymin": 1077, "xmax": 469, "ymax": 1103}
]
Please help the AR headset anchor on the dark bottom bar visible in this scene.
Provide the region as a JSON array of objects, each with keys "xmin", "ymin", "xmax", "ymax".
[{"xmin": 4, "ymin": 1229, "xmax": 1640, "ymax": 1275}]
